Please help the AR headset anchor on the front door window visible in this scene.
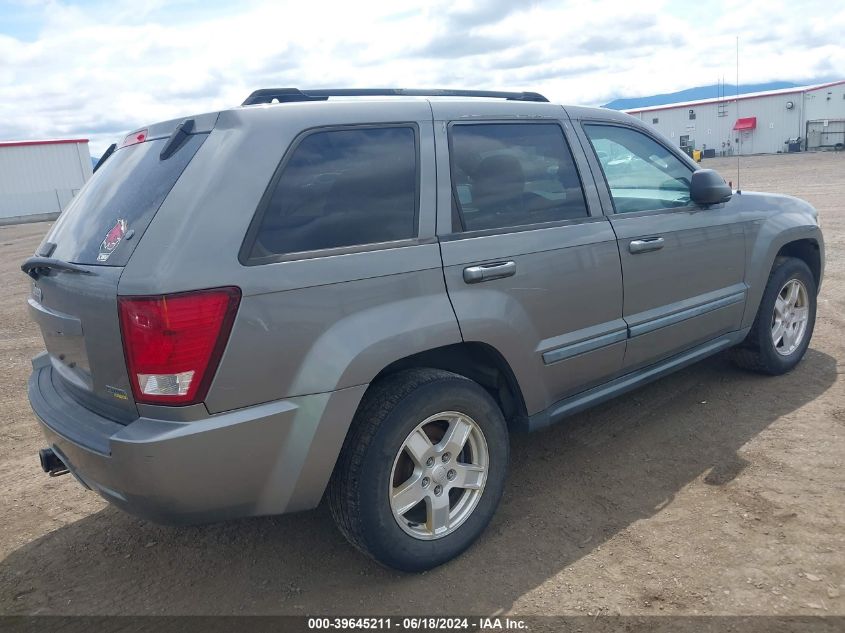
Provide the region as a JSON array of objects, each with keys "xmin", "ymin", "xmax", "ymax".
[{"xmin": 584, "ymin": 124, "xmax": 694, "ymax": 214}]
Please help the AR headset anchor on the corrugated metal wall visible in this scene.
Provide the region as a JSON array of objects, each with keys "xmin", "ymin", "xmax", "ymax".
[
  {"xmin": 0, "ymin": 141, "xmax": 92, "ymax": 222},
  {"xmin": 627, "ymin": 83, "xmax": 845, "ymax": 156},
  {"xmin": 804, "ymin": 85, "xmax": 845, "ymax": 149}
]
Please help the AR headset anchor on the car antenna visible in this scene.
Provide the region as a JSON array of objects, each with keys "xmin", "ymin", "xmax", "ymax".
[{"xmin": 736, "ymin": 35, "xmax": 741, "ymax": 194}]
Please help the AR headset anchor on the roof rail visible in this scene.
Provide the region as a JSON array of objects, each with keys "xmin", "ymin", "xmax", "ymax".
[{"xmin": 241, "ymin": 88, "xmax": 550, "ymax": 106}]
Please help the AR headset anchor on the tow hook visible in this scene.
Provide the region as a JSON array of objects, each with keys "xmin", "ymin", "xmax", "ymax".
[{"xmin": 39, "ymin": 448, "xmax": 69, "ymax": 477}]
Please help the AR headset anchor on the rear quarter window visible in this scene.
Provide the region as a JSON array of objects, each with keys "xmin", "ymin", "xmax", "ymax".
[
  {"xmin": 44, "ymin": 134, "xmax": 208, "ymax": 266},
  {"xmin": 243, "ymin": 125, "xmax": 418, "ymax": 263}
]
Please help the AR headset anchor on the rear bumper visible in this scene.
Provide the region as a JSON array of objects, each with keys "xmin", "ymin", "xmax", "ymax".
[{"xmin": 28, "ymin": 353, "xmax": 367, "ymax": 524}]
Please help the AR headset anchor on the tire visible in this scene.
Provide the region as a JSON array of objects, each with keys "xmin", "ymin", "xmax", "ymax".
[
  {"xmin": 731, "ymin": 257, "xmax": 817, "ymax": 375},
  {"xmin": 328, "ymin": 368, "xmax": 509, "ymax": 572}
]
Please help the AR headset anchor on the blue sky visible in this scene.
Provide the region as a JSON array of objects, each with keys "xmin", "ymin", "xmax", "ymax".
[
  {"xmin": 0, "ymin": 0, "xmax": 241, "ymax": 39},
  {"xmin": 0, "ymin": 1, "xmax": 43, "ymax": 40},
  {"xmin": 1, "ymin": 0, "xmax": 842, "ymax": 155}
]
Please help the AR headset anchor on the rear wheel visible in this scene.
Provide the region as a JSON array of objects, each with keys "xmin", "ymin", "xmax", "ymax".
[
  {"xmin": 731, "ymin": 257, "xmax": 817, "ymax": 374},
  {"xmin": 328, "ymin": 368, "xmax": 508, "ymax": 571}
]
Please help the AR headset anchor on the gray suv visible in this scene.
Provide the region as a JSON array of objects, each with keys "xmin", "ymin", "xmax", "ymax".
[{"xmin": 23, "ymin": 88, "xmax": 824, "ymax": 571}]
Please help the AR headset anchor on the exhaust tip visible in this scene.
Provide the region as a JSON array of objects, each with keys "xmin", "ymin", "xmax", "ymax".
[{"xmin": 39, "ymin": 448, "xmax": 69, "ymax": 477}]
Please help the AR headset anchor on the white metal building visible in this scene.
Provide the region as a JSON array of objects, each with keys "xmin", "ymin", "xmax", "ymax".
[
  {"xmin": 624, "ymin": 80, "xmax": 845, "ymax": 156},
  {"xmin": 0, "ymin": 138, "xmax": 93, "ymax": 225}
]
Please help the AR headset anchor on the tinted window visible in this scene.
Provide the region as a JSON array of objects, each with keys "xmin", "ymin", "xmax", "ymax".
[
  {"xmin": 584, "ymin": 124, "xmax": 693, "ymax": 214},
  {"xmin": 45, "ymin": 134, "xmax": 208, "ymax": 266},
  {"xmin": 249, "ymin": 127, "xmax": 417, "ymax": 259},
  {"xmin": 449, "ymin": 123, "xmax": 588, "ymax": 232}
]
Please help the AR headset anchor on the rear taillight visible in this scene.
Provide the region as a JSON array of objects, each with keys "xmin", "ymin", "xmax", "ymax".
[{"xmin": 118, "ymin": 287, "xmax": 241, "ymax": 406}]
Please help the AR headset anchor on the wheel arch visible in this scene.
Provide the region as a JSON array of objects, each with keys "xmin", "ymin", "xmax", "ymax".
[
  {"xmin": 370, "ymin": 342, "xmax": 528, "ymax": 430},
  {"xmin": 742, "ymin": 224, "xmax": 824, "ymax": 330},
  {"xmin": 775, "ymin": 238, "xmax": 822, "ymax": 292}
]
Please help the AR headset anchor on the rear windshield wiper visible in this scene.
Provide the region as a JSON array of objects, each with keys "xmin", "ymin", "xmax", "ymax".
[{"xmin": 21, "ymin": 257, "xmax": 96, "ymax": 280}]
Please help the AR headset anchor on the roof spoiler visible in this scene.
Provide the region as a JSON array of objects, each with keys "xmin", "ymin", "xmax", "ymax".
[
  {"xmin": 241, "ymin": 88, "xmax": 550, "ymax": 106},
  {"xmin": 92, "ymin": 143, "xmax": 116, "ymax": 172}
]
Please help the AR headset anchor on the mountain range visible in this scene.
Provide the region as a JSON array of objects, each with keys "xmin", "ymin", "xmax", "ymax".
[{"xmin": 602, "ymin": 81, "xmax": 819, "ymax": 110}]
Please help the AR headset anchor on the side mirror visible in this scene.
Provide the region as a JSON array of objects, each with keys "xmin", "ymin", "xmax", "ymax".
[{"xmin": 690, "ymin": 169, "xmax": 732, "ymax": 206}]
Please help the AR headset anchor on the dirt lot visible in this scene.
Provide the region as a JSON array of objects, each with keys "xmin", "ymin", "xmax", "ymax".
[{"xmin": 0, "ymin": 152, "xmax": 843, "ymax": 617}]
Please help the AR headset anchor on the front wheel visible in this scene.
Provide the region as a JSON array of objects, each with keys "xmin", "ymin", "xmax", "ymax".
[
  {"xmin": 731, "ymin": 257, "xmax": 817, "ymax": 374},
  {"xmin": 328, "ymin": 368, "xmax": 509, "ymax": 572}
]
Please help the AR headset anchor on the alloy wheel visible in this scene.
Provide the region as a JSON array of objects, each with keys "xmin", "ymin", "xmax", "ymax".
[
  {"xmin": 389, "ymin": 411, "xmax": 489, "ymax": 540},
  {"xmin": 771, "ymin": 278, "xmax": 810, "ymax": 356}
]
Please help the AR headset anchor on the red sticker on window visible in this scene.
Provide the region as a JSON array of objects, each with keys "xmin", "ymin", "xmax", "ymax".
[{"xmin": 98, "ymin": 219, "xmax": 127, "ymax": 262}]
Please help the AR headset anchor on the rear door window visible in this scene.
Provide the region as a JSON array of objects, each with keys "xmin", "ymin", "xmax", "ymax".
[
  {"xmin": 245, "ymin": 126, "xmax": 418, "ymax": 262},
  {"xmin": 448, "ymin": 123, "xmax": 589, "ymax": 232},
  {"xmin": 45, "ymin": 134, "xmax": 208, "ymax": 266}
]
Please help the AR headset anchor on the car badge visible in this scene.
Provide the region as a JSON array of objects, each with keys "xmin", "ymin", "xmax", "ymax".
[{"xmin": 98, "ymin": 219, "xmax": 127, "ymax": 262}]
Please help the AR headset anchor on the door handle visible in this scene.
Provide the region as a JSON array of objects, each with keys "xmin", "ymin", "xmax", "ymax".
[
  {"xmin": 629, "ymin": 237, "xmax": 665, "ymax": 254},
  {"xmin": 463, "ymin": 261, "xmax": 517, "ymax": 284}
]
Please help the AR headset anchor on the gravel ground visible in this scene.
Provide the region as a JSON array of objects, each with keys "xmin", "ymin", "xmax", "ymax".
[{"xmin": 0, "ymin": 151, "xmax": 843, "ymax": 616}]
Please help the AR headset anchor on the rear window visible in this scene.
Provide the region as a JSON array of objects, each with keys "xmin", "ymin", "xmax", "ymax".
[
  {"xmin": 44, "ymin": 134, "xmax": 208, "ymax": 266},
  {"xmin": 244, "ymin": 126, "xmax": 418, "ymax": 262}
]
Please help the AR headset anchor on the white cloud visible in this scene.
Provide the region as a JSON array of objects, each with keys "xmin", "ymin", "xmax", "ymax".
[{"xmin": 0, "ymin": 0, "xmax": 842, "ymax": 155}]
